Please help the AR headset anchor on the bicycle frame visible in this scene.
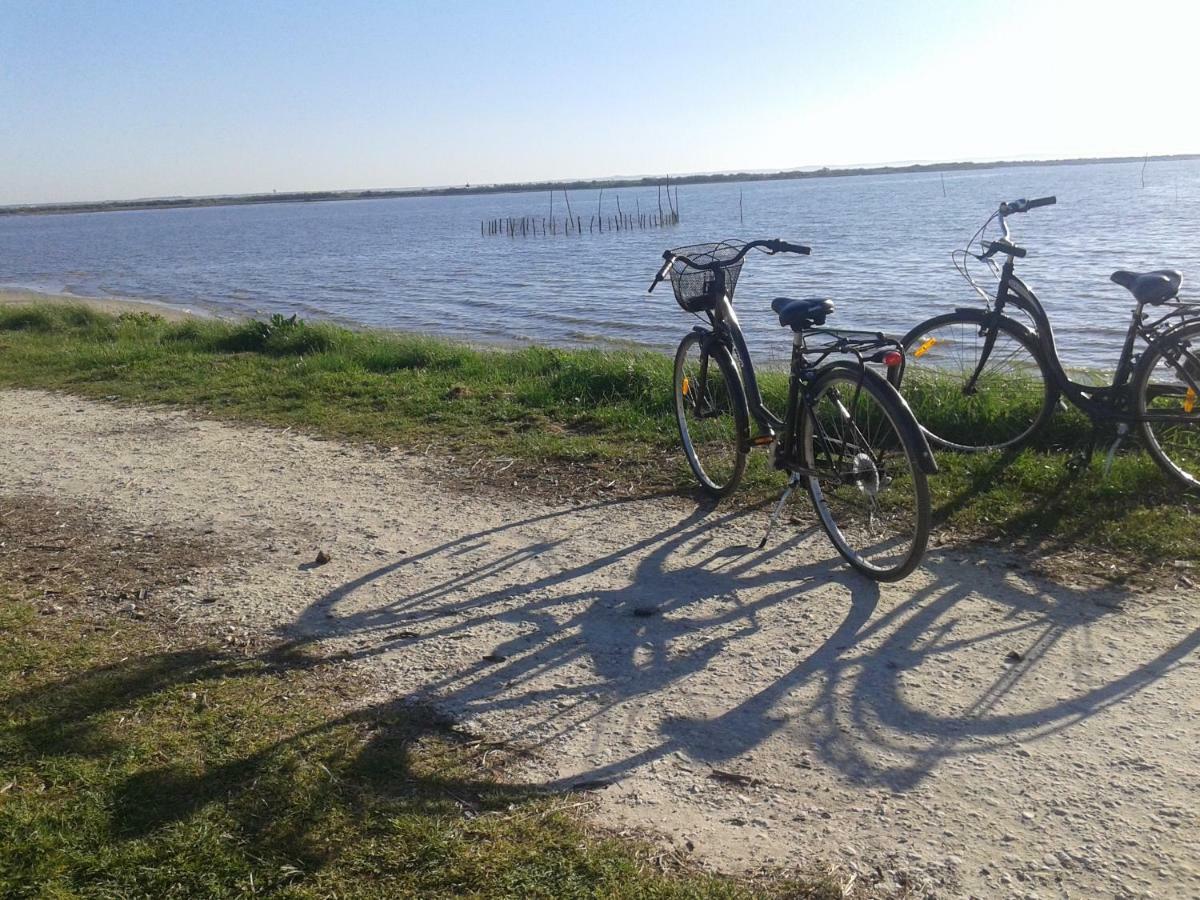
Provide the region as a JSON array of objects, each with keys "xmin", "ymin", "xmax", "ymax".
[
  {"xmin": 702, "ymin": 287, "xmax": 784, "ymax": 432},
  {"xmin": 695, "ymin": 282, "xmax": 922, "ymax": 478},
  {"xmin": 971, "ymin": 256, "xmax": 1200, "ymax": 425},
  {"xmin": 774, "ymin": 331, "xmax": 853, "ymax": 479}
]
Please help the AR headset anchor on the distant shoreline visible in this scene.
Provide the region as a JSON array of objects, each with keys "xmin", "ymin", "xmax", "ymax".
[{"xmin": 4, "ymin": 153, "xmax": 1198, "ymax": 218}]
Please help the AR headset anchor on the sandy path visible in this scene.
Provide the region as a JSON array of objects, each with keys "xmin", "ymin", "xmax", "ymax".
[{"xmin": 2, "ymin": 389, "xmax": 1198, "ymax": 898}]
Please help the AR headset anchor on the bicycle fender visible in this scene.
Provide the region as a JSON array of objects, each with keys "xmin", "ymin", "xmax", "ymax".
[
  {"xmin": 820, "ymin": 361, "xmax": 940, "ymax": 475},
  {"xmin": 1133, "ymin": 318, "xmax": 1200, "ymax": 390}
]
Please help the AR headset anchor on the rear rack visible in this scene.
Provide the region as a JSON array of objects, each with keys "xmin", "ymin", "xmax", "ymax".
[{"xmin": 803, "ymin": 328, "xmax": 902, "ymax": 358}]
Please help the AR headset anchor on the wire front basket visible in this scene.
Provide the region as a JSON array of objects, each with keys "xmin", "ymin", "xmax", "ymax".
[{"xmin": 668, "ymin": 241, "xmax": 746, "ymax": 312}]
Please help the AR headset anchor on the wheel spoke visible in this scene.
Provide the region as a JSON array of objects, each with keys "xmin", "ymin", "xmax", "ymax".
[{"xmin": 903, "ymin": 315, "xmax": 1051, "ymax": 451}]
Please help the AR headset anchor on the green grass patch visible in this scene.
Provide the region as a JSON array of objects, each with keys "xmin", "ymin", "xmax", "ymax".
[
  {"xmin": 0, "ymin": 565, "xmax": 833, "ymax": 897},
  {"xmin": 0, "ymin": 303, "xmax": 1196, "ymax": 571}
]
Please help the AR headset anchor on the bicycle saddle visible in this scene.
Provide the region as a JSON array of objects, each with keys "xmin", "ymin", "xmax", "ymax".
[
  {"xmin": 772, "ymin": 297, "xmax": 834, "ymax": 331},
  {"xmin": 1110, "ymin": 269, "xmax": 1182, "ymax": 304}
]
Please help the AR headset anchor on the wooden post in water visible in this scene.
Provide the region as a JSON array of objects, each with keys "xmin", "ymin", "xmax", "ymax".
[{"xmin": 739, "ymin": 190, "xmax": 743, "ymax": 225}]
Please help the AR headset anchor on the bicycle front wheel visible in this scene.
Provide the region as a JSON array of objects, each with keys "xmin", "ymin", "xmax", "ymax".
[
  {"xmin": 900, "ymin": 311, "xmax": 1056, "ymax": 452},
  {"xmin": 801, "ymin": 365, "xmax": 930, "ymax": 581},
  {"xmin": 1135, "ymin": 323, "xmax": 1200, "ymax": 489},
  {"xmin": 674, "ymin": 332, "xmax": 748, "ymax": 496}
]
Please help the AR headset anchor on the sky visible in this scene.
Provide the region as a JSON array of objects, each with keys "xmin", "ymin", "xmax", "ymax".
[{"xmin": 2, "ymin": 0, "xmax": 1198, "ymax": 205}]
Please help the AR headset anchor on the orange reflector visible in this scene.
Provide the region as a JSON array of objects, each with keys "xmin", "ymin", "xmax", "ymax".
[
  {"xmin": 913, "ymin": 337, "xmax": 936, "ymax": 358},
  {"xmin": 883, "ymin": 350, "xmax": 904, "ymax": 367},
  {"xmin": 681, "ymin": 376, "xmax": 690, "ymax": 396},
  {"xmin": 1186, "ymin": 387, "xmax": 1196, "ymax": 413}
]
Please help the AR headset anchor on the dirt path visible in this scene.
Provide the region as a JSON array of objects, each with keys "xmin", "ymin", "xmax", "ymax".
[{"xmin": 3, "ymin": 389, "xmax": 1198, "ymax": 899}]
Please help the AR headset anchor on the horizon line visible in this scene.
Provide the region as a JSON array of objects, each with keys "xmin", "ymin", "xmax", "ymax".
[{"xmin": 3, "ymin": 152, "xmax": 1197, "ymax": 217}]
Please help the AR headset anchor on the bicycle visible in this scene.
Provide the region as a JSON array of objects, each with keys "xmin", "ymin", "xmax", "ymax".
[
  {"xmin": 648, "ymin": 239, "xmax": 937, "ymax": 581},
  {"xmin": 897, "ymin": 196, "xmax": 1200, "ymax": 487}
]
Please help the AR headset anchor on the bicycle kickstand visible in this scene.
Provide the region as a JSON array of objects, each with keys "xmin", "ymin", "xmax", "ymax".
[
  {"xmin": 758, "ymin": 472, "xmax": 802, "ymax": 550},
  {"xmin": 1101, "ymin": 423, "xmax": 1130, "ymax": 481}
]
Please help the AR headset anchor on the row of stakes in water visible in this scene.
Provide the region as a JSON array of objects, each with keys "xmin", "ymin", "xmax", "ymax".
[{"xmin": 482, "ymin": 187, "xmax": 681, "ymax": 237}]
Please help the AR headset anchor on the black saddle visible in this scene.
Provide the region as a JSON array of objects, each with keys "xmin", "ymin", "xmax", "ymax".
[
  {"xmin": 1111, "ymin": 269, "xmax": 1182, "ymax": 304},
  {"xmin": 771, "ymin": 297, "xmax": 834, "ymax": 331}
]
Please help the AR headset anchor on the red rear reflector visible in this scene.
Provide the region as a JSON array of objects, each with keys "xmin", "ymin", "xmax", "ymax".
[{"xmin": 883, "ymin": 351, "xmax": 904, "ymax": 367}]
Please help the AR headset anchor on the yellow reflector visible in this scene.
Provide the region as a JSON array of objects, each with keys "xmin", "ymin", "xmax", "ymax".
[
  {"xmin": 682, "ymin": 376, "xmax": 690, "ymax": 396},
  {"xmin": 1186, "ymin": 387, "xmax": 1196, "ymax": 413},
  {"xmin": 913, "ymin": 337, "xmax": 937, "ymax": 358}
]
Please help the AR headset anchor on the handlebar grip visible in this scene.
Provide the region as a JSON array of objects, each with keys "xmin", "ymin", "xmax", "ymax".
[
  {"xmin": 984, "ymin": 240, "xmax": 1027, "ymax": 259},
  {"xmin": 1002, "ymin": 195, "xmax": 1057, "ymax": 215},
  {"xmin": 774, "ymin": 240, "xmax": 811, "ymax": 256},
  {"xmin": 647, "ymin": 258, "xmax": 673, "ymax": 293}
]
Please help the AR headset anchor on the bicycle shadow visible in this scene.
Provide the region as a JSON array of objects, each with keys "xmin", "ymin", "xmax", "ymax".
[{"xmin": 285, "ymin": 494, "xmax": 1198, "ymax": 795}]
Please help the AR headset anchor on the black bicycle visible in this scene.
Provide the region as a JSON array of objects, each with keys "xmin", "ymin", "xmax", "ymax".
[
  {"xmin": 649, "ymin": 239, "xmax": 937, "ymax": 580},
  {"xmin": 899, "ymin": 196, "xmax": 1200, "ymax": 487}
]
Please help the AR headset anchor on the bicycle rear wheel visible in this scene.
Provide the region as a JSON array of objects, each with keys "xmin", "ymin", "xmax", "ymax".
[
  {"xmin": 900, "ymin": 310, "xmax": 1056, "ymax": 451},
  {"xmin": 800, "ymin": 364, "xmax": 930, "ymax": 581},
  {"xmin": 674, "ymin": 332, "xmax": 748, "ymax": 496},
  {"xmin": 1135, "ymin": 323, "xmax": 1200, "ymax": 489}
]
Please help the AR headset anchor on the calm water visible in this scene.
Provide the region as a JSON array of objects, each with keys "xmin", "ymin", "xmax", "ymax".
[{"xmin": 3, "ymin": 159, "xmax": 1199, "ymax": 368}]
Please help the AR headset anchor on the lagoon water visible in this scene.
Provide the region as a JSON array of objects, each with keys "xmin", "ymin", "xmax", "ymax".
[{"xmin": 3, "ymin": 159, "xmax": 1199, "ymax": 368}]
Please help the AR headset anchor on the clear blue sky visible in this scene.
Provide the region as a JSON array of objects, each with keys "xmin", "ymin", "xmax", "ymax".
[{"xmin": 2, "ymin": 0, "xmax": 1196, "ymax": 204}]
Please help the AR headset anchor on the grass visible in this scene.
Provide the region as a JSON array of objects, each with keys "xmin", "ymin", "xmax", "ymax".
[
  {"xmin": 0, "ymin": 497, "xmax": 841, "ymax": 899},
  {"xmin": 0, "ymin": 303, "xmax": 1196, "ymax": 574}
]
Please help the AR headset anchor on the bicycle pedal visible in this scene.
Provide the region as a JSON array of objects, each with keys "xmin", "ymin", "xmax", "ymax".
[{"xmin": 749, "ymin": 433, "xmax": 775, "ymax": 447}]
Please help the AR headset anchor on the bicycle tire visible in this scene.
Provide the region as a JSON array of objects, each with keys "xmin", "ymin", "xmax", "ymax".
[
  {"xmin": 673, "ymin": 331, "xmax": 749, "ymax": 496},
  {"xmin": 899, "ymin": 309, "xmax": 1057, "ymax": 452},
  {"xmin": 1134, "ymin": 322, "xmax": 1200, "ymax": 490},
  {"xmin": 800, "ymin": 363, "xmax": 931, "ymax": 581}
]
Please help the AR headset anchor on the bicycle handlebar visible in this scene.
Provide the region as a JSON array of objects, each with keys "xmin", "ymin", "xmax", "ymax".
[
  {"xmin": 1000, "ymin": 195, "xmax": 1056, "ymax": 216},
  {"xmin": 647, "ymin": 238, "xmax": 810, "ymax": 294}
]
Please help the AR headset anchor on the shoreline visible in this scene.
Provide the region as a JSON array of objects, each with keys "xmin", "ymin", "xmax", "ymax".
[
  {"xmin": 0, "ymin": 288, "xmax": 650, "ymax": 354},
  {"xmin": 0, "ymin": 287, "xmax": 220, "ymax": 323},
  {"xmin": 4, "ymin": 152, "xmax": 1197, "ymax": 218}
]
